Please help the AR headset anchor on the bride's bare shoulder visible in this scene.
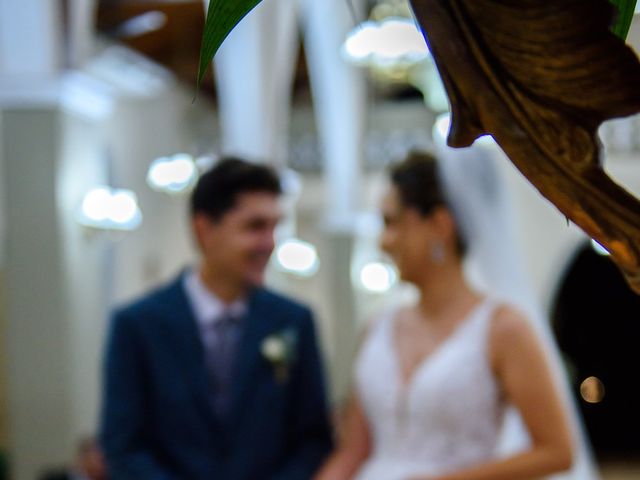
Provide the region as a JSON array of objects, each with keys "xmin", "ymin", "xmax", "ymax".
[
  {"xmin": 487, "ymin": 303, "xmax": 541, "ymax": 365},
  {"xmin": 490, "ymin": 303, "xmax": 531, "ymax": 335}
]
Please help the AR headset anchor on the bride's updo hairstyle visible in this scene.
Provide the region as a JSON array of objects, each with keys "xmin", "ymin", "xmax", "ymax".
[{"xmin": 389, "ymin": 150, "xmax": 467, "ymax": 257}]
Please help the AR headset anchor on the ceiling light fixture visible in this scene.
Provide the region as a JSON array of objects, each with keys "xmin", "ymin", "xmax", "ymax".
[
  {"xmin": 77, "ymin": 186, "xmax": 142, "ymax": 231},
  {"xmin": 274, "ymin": 238, "xmax": 320, "ymax": 277},
  {"xmin": 342, "ymin": 17, "xmax": 429, "ymax": 67},
  {"xmin": 147, "ymin": 153, "xmax": 198, "ymax": 194},
  {"xmin": 358, "ymin": 261, "xmax": 398, "ymax": 293},
  {"xmin": 114, "ymin": 11, "xmax": 168, "ymax": 39}
]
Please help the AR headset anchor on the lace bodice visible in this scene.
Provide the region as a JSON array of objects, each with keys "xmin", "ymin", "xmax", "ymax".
[{"xmin": 354, "ymin": 299, "xmax": 507, "ymax": 480}]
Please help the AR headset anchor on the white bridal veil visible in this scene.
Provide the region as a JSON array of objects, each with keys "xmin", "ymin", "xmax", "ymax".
[{"xmin": 433, "ymin": 132, "xmax": 599, "ymax": 479}]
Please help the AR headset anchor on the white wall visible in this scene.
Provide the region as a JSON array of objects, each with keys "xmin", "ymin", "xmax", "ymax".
[
  {"xmin": 106, "ymin": 90, "xmax": 201, "ymax": 306},
  {"xmin": 3, "ymin": 106, "xmax": 77, "ymax": 479},
  {"xmin": 57, "ymin": 104, "xmax": 112, "ymax": 447},
  {"xmin": 0, "ymin": 68, "xmax": 215, "ymax": 478}
]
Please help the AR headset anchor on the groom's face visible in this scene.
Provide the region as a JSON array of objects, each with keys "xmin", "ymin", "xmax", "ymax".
[{"xmin": 196, "ymin": 191, "xmax": 282, "ymax": 289}]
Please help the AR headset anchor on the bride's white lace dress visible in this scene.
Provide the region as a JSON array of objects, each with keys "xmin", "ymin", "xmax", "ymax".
[{"xmin": 354, "ymin": 298, "xmax": 507, "ymax": 480}]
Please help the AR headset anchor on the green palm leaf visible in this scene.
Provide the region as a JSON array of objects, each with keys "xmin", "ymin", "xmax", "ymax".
[
  {"xmin": 197, "ymin": 0, "xmax": 265, "ymax": 87},
  {"xmin": 609, "ymin": 0, "xmax": 637, "ymax": 39}
]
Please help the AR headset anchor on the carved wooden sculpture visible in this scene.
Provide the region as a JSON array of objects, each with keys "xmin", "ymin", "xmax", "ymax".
[{"xmin": 409, "ymin": 0, "xmax": 640, "ymax": 293}]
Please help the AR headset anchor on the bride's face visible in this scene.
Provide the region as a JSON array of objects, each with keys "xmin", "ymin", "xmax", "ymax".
[{"xmin": 379, "ymin": 186, "xmax": 442, "ymax": 283}]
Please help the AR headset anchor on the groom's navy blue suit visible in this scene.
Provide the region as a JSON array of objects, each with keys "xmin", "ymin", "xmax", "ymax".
[{"xmin": 100, "ymin": 273, "xmax": 333, "ymax": 479}]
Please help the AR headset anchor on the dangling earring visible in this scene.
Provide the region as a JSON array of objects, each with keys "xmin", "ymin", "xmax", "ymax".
[{"xmin": 431, "ymin": 242, "xmax": 446, "ymax": 264}]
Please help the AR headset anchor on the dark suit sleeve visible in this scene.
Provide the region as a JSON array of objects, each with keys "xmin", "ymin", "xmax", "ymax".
[
  {"xmin": 271, "ymin": 309, "xmax": 334, "ymax": 480},
  {"xmin": 100, "ymin": 309, "xmax": 176, "ymax": 480}
]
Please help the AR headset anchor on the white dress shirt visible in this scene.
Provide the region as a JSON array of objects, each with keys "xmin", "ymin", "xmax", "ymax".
[{"xmin": 182, "ymin": 267, "xmax": 247, "ymax": 343}]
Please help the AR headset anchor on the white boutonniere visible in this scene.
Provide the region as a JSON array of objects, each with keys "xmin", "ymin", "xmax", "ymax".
[{"xmin": 261, "ymin": 328, "xmax": 297, "ymax": 383}]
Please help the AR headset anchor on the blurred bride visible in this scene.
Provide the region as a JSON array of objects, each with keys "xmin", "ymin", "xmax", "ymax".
[{"xmin": 315, "ymin": 139, "xmax": 598, "ymax": 479}]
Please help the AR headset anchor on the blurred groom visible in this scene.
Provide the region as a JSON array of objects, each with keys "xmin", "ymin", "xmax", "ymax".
[{"xmin": 100, "ymin": 158, "xmax": 333, "ymax": 479}]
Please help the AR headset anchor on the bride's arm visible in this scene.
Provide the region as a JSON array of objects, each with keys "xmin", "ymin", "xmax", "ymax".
[
  {"xmin": 413, "ymin": 306, "xmax": 573, "ymax": 480},
  {"xmin": 314, "ymin": 393, "xmax": 372, "ymax": 480}
]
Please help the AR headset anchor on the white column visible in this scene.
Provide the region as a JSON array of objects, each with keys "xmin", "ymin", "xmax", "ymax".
[
  {"xmin": 213, "ymin": 0, "xmax": 299, "ymax": 166},
  {"xmin": 300, "ymin": 0, "xmax": 367, "ymax": 230},
  {"xmin": 67, "ymin": 0, "xmax": 98, "ymax": 67},
  {"xmin": 1, "ymin": 104, "xmax": 114, "ymax": 479},
  {"xmin": 2, "ymin": 109, "xmax": 74, "ymax": 480},
  {"xmin": 0, "ymin": 2, "xmax": 67, "ymax": 478},
  {"xmin": 0, "ymin": 106, "xmax": 5, "ymax": 267},
  {"xmin": 299, "ymin": 0, "xmax": 367, "ymax": 403},
  {"xmin": 0, "ymin": 2, "xmax": 109, "ymax": 478}
]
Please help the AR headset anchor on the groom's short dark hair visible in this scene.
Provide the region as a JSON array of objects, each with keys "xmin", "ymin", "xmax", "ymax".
[{"xmin": 190, "ymin": 157, "xmax": 282, "ymax": 221}]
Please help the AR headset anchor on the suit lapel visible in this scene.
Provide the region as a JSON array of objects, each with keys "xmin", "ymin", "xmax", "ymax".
[
  {"xmin": 230, "ymin": 289, "xmax": 283, "ymax": 424},
  {"xmin": 162, "ymin": 275, "xmax": 220, "ymax": 431},
  {"xmin": 163, "ymin": 279, "xmax": 285, "ymax": 434}
]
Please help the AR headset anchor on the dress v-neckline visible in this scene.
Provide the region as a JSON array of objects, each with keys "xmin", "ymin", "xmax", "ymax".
[{"xmin": 389, "ymin": 298, "xmax": 488, "ymax": 392}]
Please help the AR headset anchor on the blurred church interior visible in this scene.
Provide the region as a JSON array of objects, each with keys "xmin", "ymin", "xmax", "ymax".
[{"xmin": 1, "ymin": 0, "xmax": 640, "ymax": 478}]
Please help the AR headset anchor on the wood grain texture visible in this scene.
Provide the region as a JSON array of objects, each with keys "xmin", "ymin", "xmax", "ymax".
[{"xmin": 410, "ymin": 0, "xmax": 640, "ymax": 292}]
